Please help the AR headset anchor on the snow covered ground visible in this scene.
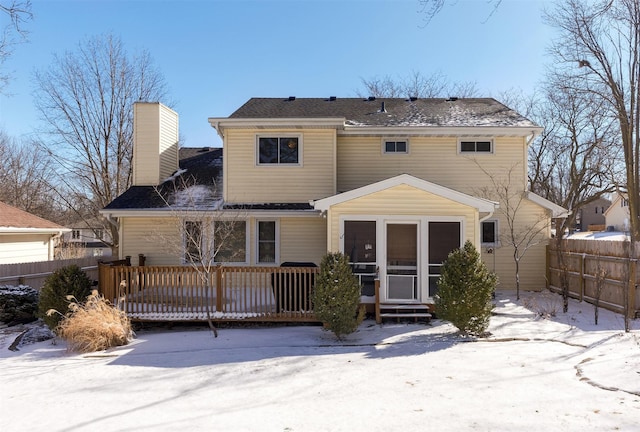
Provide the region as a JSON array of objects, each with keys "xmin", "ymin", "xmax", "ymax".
[{"xmin": 1, "ymin": 290, "xmax": 638, "ymax": 432}]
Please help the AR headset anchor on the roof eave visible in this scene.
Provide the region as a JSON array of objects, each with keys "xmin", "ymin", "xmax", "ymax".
[
  {"xmin": 526, "ymin": 192, "xmax": 571, "ymax": 218},
  {"xmin": 340, "ymin": 126, "xmax": 543, "ymax": 137},
  {"xmin": 208, "ymin": 117, "xmax": 346, "ymax": 138}
]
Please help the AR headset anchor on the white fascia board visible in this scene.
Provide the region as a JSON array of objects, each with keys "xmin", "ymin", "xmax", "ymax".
[
  {"xmin": 313, "ymin": 174, "xmax": 498, "ymax": 213},
  {"xmin": 340, "ymin": 126, "xmax": 543, "ymax": 137},
  {"xmin": 526, "ymin": 192, "xmax": 571, "ymax": 218},
  {"xmin": 0, "ymin": 227, "xmax": 71, "ymax": 234},
  {"xmin": 100, "ymin": 209, "xmax": 321, "ymax": 218},
  {"xmin": 208, "ymin": 117, "xmax": 346, "ymax": 138}
]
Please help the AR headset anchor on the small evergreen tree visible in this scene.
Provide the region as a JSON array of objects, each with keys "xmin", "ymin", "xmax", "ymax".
[
  {"xmin": 435, "ymin": 241, "xmax": 497, "ymax": 337},
  {"xmin": 38, "ymin": 265, "xmax": 93, "ymax": 333},
  {"xmin": 312, "ymin": 252, "xmax": 365, "ymax": 340}
]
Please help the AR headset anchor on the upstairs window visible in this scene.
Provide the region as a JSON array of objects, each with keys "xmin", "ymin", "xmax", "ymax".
[
  {"xmin": 258, "ymin": 136, "xmax": 300, "ymax": 165},
  {"xmin": 460, "ymin": 140, "xmax": 493, "ymax": 153},
  {"xmin": 72, "ymin": 230, "xmax": 81, "ymax": 240},
  {"xmin": 384, "ymin": 140, "xmax": 408, "ymax": 154},
  {"xmin": 622, "ymin": 198, "xmax": 629, "ymax": 207}
]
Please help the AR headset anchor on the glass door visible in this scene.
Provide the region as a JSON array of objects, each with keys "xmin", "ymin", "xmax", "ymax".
[
  {"xmin": 386, "ymin": 223, "xmax": 418, "ymax": 301},
  {"xmin": 428, "ymin": 221, "xmax": 461, "ymax": 298}
]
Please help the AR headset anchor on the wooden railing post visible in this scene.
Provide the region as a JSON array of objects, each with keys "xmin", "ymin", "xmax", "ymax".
[
  {"xmin": 545, "ymin": 244, "xmax": 550, "ymax": 291},
  {"xmin": 579, "ymin": 253, "xmax": 585, "ymax": 302},
  {"xmin": 628, "ymin": 259, "xmax": 636, "ymax": 323},
  {"xmin": 375, "ymin": 279, "xmax": 381, "ymax": 324},
  {"xmin": 216, "ymin": 265, "xmax": 223, "ymax": 312}
]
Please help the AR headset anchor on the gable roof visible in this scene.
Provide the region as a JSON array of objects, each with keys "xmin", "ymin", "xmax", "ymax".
[
  {"xmin": 210, "ymin": 97, "xmax": 542, "ymax": 137},
  {"xmin": 525, "ymin": 192, "xmax": 571, "ymax": 218},
  {"xmin": 0, "ymin": 201, "xmax": 69, "ymax": 234},
  {"xmin": 312, "ymin": 174, "xmax": 499, "ymax": 213}
]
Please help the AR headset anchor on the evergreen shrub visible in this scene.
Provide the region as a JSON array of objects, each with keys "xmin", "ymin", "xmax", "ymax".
[
  {"xmin": 312, "ymin": 252, "xmax": 365, "ymax": 340},
  {"xmin": 38, "ymin": 265, "xmax": 93, "ymax": 332},
  {"xmin": 435, "ymin": 241, "xmax": 497, "ymax": 337}
]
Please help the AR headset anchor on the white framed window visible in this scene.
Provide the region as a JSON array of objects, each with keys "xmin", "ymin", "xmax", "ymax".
[
  {"xmin": 622, "ymin": 198, "xmax": 629, "ymax": 207},
  {"xmin": 72, "ymin": 229, "xmax": 81, "ymax": 240},
  {"xmin": 183, "ymin": 219, "xmax": 248, "ymax": 264},
  {"xmin": 481, "ymin": 220, "xmax": 499, "ymax": 245},
  {"xmin": 460, "ymin": 139, "xmax": 493, "ymax": 154},
  {"xmin": 257, "ymin": 220, "xmax": 278, "ymax": 264},
  {"xmin": 257, "ymin": 135, "xmax": 301, "ymax": 165},
  {"xmin": 383, "ymin": 139, "xmax": 408, "ymax": 154}
]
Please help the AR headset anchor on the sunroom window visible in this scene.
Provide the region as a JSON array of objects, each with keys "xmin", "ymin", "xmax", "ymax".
[{"xmin": 258, "ymin": 137, "xmax": 299, "ymax": 164}]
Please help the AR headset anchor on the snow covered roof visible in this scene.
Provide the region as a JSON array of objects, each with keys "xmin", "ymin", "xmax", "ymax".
[{"xmin": 211, "ymin": 97, "xmax": 540, "ymax": 131}]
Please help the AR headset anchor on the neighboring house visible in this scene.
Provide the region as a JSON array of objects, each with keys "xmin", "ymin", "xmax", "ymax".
[
  {"xmin": 577, "ymin": 197, "xmax": 611, "ymax": 231},
  {"xmin": 0, "ymin": 201, "xmax": 70, "ymax": 264},
  {"xmin": 605, "ymin": 193, "xmax": 630, "ymax": 232},
  {"xmin": 58, "ymin": 218, "xmax": 112, "ymax": 258},
  {"xmin": 102, "ymin": 98, "xmax": 568, "ymax": 307}
]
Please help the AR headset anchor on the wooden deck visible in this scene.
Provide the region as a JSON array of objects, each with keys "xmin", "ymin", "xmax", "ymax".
[{"xmin": 99, "ymin": 263, "xmax": 319, "ymax": 322}]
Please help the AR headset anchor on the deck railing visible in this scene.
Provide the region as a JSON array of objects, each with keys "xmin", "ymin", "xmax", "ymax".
[{"xmin": 99, "ymin": 263, "xmax": 319, "ymax": 322}]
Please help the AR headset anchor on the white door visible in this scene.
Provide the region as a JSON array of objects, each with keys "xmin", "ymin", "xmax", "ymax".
[{"xmin": 386, "ymin": 222, "xmax": 418, "ymax": 301}]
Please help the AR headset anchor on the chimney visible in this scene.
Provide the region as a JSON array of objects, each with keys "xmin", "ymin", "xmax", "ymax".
[{"xmin": 133, "ymin": 102, "xmax": 179, "ymax": 186}]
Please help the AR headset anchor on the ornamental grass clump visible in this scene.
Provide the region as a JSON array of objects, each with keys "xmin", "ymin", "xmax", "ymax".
[
  {"xmin": 312, "ymin": 252, "xmax": 365, "ymax": 340},
  {"xmin": 50, "ymin": 290, "xmax": 133, "ymax": 353},
  {"xmin": 435, "ymin": 241, "xmax": 497, "ymax": 337}
]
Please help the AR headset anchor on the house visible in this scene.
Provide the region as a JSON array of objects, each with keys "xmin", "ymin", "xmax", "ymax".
[
  {"xmin": 576, "ymin": 197, "xmax": 611, "ymax": 231},
  {"xmin": 57, "ymin": 218, "xmax": 112, "ymax": 258},
  {"xmin": 605, "ymin": 193, "xmax": 630, "ymax": 232},
  {"xmin": 0, "ymin": 201, "xmax": 70, "ymax": 264},
  {"xmin": 101, "ymin": 98, "xmax": 567, "ymax": 313}
]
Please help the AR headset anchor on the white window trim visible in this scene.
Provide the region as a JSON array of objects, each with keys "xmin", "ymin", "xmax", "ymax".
[
  {"xmin": 458, "ymin": 138, "xmax": 494, "ymax": 154},
  {"xmin": 256, "ymin": 219, "xmax": 279, "ymax": 265},
  {"xmin": 381, "ymin": 138, "xmax": 409, "ymax": 155},
  {"xmin": 481, "ymin": 219, "xmax": 500, "ymax": 247},
  {"xmin": 255, "ymin": 134, "xmax": 303, "ymax": 166}
]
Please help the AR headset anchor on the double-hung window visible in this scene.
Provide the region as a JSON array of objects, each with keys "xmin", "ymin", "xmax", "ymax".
[
  {"xmin": 460, "ymin": 139, "xmax": 493, "ymax": 153},
  {"xmin": 257, "ymin": 220, "xmax": 277, "ymax": 264},
  {"xmin": 258, "ymin": 136, "xmax": 300, "ymax": 165},
  {"xmin": 184, "ymin": 219, "xmax": 248, "ymax": 264}
]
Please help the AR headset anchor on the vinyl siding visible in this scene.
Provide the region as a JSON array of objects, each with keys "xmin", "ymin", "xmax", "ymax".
[
  {"xmin": 337, "ymin": 136, "xmax": 527, "ymax": 195},
  {"xmin": 0, "ymin": 235, "xmax": 51, "ymax": 264},
  {"xmin": 133, "ymin": 102, "xmax": 179, "ymax": 186},
  {"xmin": 279, "ymin": 217, "xmax": 326, "ymax": 265},
  {"xmin": 224, "ymin": 129, "xmax": 335, "ymax": 203},
  {"xmin": 120, "ymin": 217, "xmax": 183, "ymax": 265}
]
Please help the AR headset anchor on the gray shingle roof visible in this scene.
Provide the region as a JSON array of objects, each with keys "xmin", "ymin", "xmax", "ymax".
[{"xmin": 228, "ymin": 97, "xmax": 538, "ymax": 128}]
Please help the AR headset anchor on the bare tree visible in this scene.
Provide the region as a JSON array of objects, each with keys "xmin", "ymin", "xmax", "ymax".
[
  {"xmin": 478, "ymin": 163, "xmax": 550, "ymax": 300},
  {"xmin": 418, "ymin": 0, "xmax": 502, "ymax": 25},
  {"xmin": 545, "ymin": 0, "xmax": 640, "ymax": 243},
  {"xmin": 0, "ymin": 129, "xmax": 65, "ymax": 221},
  {"xmin": 357, "ymin": 70, "xmax": 478, "ymax": 99},
  {"xmin": 150, "ymin": 177, "xmax": 246, "ymax": 337},
  {"xmin": 0, "ymin": 0, "xmax": 32, "ymax": 91},
  {"xmin": 33, "ymin": 34, "xmax": 169, "ymax": 255}
]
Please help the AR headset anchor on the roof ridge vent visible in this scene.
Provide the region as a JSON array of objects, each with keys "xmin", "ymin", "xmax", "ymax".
[
  {"xmin": 288, "ymin": 96, "xmax": 296, "ymax": 101},
  {"xmin": 409, "ymin": 96, "xmax": 418, "ymax": 102},
  {"xmin": 367, "ymin": 96, "xmax": 376, "ymax": 101},
  {"xmin": 446, "ymin": 97, "xmax": 458, "ymax": 102},
  {"xmin": 329, "ymin": 96, "xmax": 337, "ymax": 101}
]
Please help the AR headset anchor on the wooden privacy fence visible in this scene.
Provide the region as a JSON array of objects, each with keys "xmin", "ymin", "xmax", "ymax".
[
  {"xmin": 99, "ymin": 263, "xmax": 320, "ymax": 322},
  {"xmin": 547, "ymin": 239, "xmax": 640, "ymax": 318},
  {"xmin": 0, "ymin": 257, "xmax": 99, "ymax": 290}
]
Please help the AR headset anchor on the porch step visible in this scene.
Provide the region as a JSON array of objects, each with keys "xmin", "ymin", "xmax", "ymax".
[{"xmin": 377, "ymin": 303, "xmax": 432, "ymax": 323}]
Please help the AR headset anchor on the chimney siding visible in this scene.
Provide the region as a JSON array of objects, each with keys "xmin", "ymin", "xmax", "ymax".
[{"xmin": 133, "ymin": 102, "xmax": 179, "ymax": 186}]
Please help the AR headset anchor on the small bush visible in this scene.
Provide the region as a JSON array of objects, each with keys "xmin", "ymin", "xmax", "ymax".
[
  {"xmin": 312, "ymin": 252, "xmax": 365, "ymax": 340},
  {"xmin": 38, "ymin": 265, "xmax": 93, "ymax": 332},
  {"xmin": 51, "ymin": 290, "xmax": 133, "ymax": 353},
  {"xmin": 436, "ymin": 241, "xmax": 497, "ymax": 337},
  {"xmin": 0, "ymin": 285, "xmax": 39, "ymax": 324}
]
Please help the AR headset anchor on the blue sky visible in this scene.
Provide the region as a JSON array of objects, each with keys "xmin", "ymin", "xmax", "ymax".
[{"xmin": 0, "ymin": 0, "xmax": 553, "ymax": 148}]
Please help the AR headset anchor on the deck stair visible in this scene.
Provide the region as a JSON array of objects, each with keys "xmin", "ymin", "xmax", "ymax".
[{"xmin": 376, "ymin": 303, "xmax": 432, "ymax": 324}]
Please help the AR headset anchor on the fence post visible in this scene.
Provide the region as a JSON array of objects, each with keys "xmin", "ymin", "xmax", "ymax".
[
  {"xmin": 545, "ymin": 244, "xmax": 550, "ymax": 291},
  {"xmin": 579, "ymin": 253, "xmax": 585, "ymax": 302},
  {"xmin": 628, "ymin": 259, "xmax": 636, "ymax": 322}
]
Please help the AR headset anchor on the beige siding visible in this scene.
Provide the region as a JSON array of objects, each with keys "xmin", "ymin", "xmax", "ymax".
[
  {"xmin": 279, "ymin": 217, "xmax": 326, "ymax": 265},
  {"xmin": 224, "ymin": 129, "xmax": 335, "ymax": 203},
  {"xmin": 337, "ymin": 136, "xmax": 527, "ymax": 195},
  {"xmin": 120, "ymin": 217, "xmax": 183, "ymax": 265},
  {"xmin": 0, "ymin": 235, "xmax": 51, "ymax": 264},
  {"xmin": 133, "ymin": 102, "xmax": 179, "ymax": 186}
]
